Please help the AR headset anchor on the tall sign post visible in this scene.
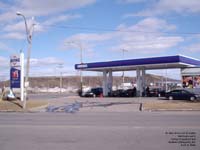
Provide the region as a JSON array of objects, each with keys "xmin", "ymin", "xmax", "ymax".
[
  {"xmin": 20, "ymin": 52, "xmax": 24, "ymax": 102},
  {"xmin": 16, "ymin": 12, "xmax": 34, "ymax": 108},
  {"xmin": 10, "ymin": 52, "xmax": 24, "ymax": 103}
]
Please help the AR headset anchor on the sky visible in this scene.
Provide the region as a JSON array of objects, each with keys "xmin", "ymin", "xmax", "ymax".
[{"xmin": 0, "ymin": 0, "xmax": 200, "ymax": 80}]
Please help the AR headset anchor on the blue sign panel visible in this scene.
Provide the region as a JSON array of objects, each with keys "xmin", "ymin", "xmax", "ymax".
[{"xmin": 10, "ymin": 67, "xmax": 21, "ymax": 88}]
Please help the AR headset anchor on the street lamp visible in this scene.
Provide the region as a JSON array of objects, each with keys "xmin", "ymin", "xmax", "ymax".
[
  {"xmin": 57, "ymin": 63, "xmax": 63, "ymax": 93},
  {"xmin": 16, "ymin": 12, "xmax": 34, "ymax": 109},
  {"xmin": 65, "ymin": 41, "xmax": 83, "ymax": 94}
]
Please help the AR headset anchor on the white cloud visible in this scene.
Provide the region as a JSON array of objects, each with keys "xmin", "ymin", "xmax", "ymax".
[
  {"xmin": 36, "ymin": 14, "xmax": 81, "ymax": 33},
  {"xmin": 4, "ymin": 20, "xmax": 28, "ymax": 32},
  {"xmin": 0, "ymin": 0, "xmax": 96, "ymax": 22},
  {"xmin": 0, "ymin": 12, "xmax": 16, "ymax": 23},
  {"xmin": 43, "ymin": 14, "xmax": 81, "ymax": 26},
  {"xmin": 126, "ymin": 0, "xmax": 200, "ymax": 17},
  {"xmin": 0, "ymin": 56, "xmax": 67, "ymax": 77},
  {"xmin": 0, "ymin": 0, "xmax": 95, "ymax": 40},
  {"xmin": 147, "ymin": 69, "xmax": 181, "ymax": 80},
  {"xmin": 113, "ymin": 18, "xmax": 183, "ymax": 54},
  {"xmin": 0, "ymin": 42, "xmax": 12, "ymax": 51},
  {"xmin": 2, "ymin": 18, "xmax": 38, "ymax": 40},
  {"xmin": 30, "ymin": 65, "xmax": 77, "ymax": 77},
  {"xmin": 0, "ymin": 56, "xmax": 9, "ymax": 80},
  {"xmin": 184, "ymin": 43, "xmax": 200, "ymax": 52},
  {"xmin": 62, "ymin": 17, "xmax": 183, "ymax": 56},
  {"xmin": 62, "ymin": 32, "xmax": 116, "ymax": 58},
  {"xmin": 18, "ymin": 0, "xmax": 95, "ymax": 16},
  {"xmin": 156, "ymin": 0, "xmax": 200, "ymax": 14},
  {"xmin": 118, "ymin": 17, "xmax": 176, "ymax": 32},
  {"xmin": 2, "ymin": 13, "xmax": 81, "ymax": 40},
  {"xmin": 112, "ymin": 36, "xmax": 183, "ymax": 54},
  {"xmin": 29, "ymin": 57, "xmax": 77, "ymax": 76},
  {"xmin": 30, "ymin": 57, "xmax": 64, "ymax": 67},
  {"xmin": 64, "ymin": 32, "xmax": 115, "ymax": 43},
  {"xmin": 0, "ymin": 56, "xmax": 9, "ymax": 67},
  {"xmin": 2, "ymin": 32, "xmax": 25, "ymax": 40},
  {"xmin": 0, "ymin": 2, "xmax": 11, "ymax": 10},
  {"xmin": 117, "ymin": 0, "xmax": 147, "ymax": 4}
]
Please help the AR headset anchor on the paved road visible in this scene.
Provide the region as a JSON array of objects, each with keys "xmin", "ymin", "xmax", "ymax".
[
  {"xmin": 29, "ymin": 93, "xmax": 76, "ymax": 100},
  {"xmin": 0, "ymin": 112, "xmax": 199, "ymax": 150}
]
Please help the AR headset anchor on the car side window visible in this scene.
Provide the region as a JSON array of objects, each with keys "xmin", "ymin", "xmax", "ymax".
[
  {"xmin": 171, "ymin": 90, "xmax": 180, "ymax": 94},
  {"xmin": 182, "ymin": 90, "xmax": 190, "ymax": 94},
  {"xmin": 181, "ymin": 90, "xmax": 187, "ymax": 94}
]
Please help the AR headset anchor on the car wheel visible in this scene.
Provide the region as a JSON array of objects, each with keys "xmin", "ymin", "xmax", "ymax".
[
  {"xmin": 158, "ymin": 93, "xmax": 161, "ymax": 97},
  {"xmin": 169, "ymin": 96, "xmax": 173, "ymax": 100},
  {"xmin": 190, "ymin": 96, "xmax": 195, "ymax": 101},
  {"xmin": 93, "ymin": 94, "xmax": 96, "ymax": 97}
]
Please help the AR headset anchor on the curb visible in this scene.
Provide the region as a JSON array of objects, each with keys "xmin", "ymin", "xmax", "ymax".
[
  {"xmin": 143, "ymin": 108, "xmax": 200, "ymax": 112},
  {"xmin": 0, "ymin": 103, "xmax": 49, "ymax": 113},
  {"xmin": 28, "ymin": 104, "xmax": 49, "ymax": 112}
]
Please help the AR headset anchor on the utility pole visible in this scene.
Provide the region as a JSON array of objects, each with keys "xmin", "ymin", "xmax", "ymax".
[
  {"xmin": 165, "ymin": 69, "xmax": 168, "ymax": 91},
  {"xmin": 57, "ymin": 64, "xmax": 63, "ymax": 93},
  {"xmin": 16, "ymin": 12, "xmax": 35, "ymax": 109}
]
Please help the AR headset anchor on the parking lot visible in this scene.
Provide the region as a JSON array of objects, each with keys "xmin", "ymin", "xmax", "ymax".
[{"xmin": 40, "ymin": 95, "xmax": 200, "ymax": 113}]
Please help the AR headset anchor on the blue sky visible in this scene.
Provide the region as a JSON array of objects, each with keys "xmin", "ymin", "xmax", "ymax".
[{"xmin": 0, "ymin": 0, "xmax": 200, "ymax": 79}]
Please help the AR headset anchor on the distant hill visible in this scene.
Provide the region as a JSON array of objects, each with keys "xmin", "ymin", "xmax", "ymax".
[{"xmin": 0, "ymin": 74, "xmax": 180, "ymax": 89}]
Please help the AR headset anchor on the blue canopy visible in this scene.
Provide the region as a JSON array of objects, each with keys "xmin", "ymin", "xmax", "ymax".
[{"xmin": 75, "ymin": 55, "xmax": 200, "ymax": 72}]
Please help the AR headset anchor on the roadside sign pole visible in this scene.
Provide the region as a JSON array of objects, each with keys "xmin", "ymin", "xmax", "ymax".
[{"xmin": 20, "ymin": 51, "xmax": 24, "ymax": 102}]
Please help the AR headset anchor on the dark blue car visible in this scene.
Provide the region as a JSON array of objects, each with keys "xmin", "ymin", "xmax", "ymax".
[
  {"xmin": 165, "ymin": 89, "xmax": 200, "ymax": 101},
  {"xmin": 84, "ymin": 87, "xmax": 103, "ymax": 97}
]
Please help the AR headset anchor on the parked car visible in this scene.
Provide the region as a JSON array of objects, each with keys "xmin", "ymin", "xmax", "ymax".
[
  {"xmin": 84, "ymin": 87, "xmax": 103, "ymax": 97},
  {"xmin": 109, "ymin": 89, "xmax": 136, "ymax": 97},
  {"xmin": 109, "ymin": 89, "xmax": 124, "ymax": 97},
  {"xmin": 148, "ymin": 88, "xmax": 165, "ymax": 97},
  {"xmin": 165, "ymin": 89, "xmax": 200, "ymax": 101},
  {"xmin": 77, "ymin": 87, "xmax": 91, "ymax": 97},
  {"xmin": 124, "ymin": 89, "xmax": 135, "ymax": 97}
]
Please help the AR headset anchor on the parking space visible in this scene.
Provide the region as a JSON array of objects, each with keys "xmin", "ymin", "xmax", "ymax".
[{"xmin": 44, "ymin": 96, "xmax": 200, "ymax": 113}]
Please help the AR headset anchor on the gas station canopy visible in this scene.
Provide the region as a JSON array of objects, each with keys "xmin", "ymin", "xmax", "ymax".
[{"xmin": 75, "ymin": 55, "xmax": 200, "ymax": 71}]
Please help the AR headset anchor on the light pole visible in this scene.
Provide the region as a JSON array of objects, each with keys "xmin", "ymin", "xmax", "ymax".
[
  {"xmin": 16, "ymin": 12, "xmax": 34, "ymax": 109},
  {"xmin": 65, "ymin": 41, "xmax": 83, "ymax": 93},
  {"xmin": 165, "ymin": 69, "xmax": 168, "ymax": 91},
  {"xmin": 57, "ymin": 64, "xmax": 63, "ymax": 93}
]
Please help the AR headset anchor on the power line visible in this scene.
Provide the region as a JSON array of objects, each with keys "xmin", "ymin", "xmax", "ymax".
[{"xmin": 40, "ymin": 24, "xmax": 200, "ymax": 36}]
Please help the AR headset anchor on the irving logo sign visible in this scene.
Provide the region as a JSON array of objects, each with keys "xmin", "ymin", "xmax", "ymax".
[
  {"xmin": 10, "ymin": 55, "xmax": 21, "ymax": 88},
  {"xmin": 10, "ymin": 55, "xmax": 20, "ymax": 67}
]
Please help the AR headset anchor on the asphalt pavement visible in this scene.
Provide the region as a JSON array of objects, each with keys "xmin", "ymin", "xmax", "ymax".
[
  {"xmin": 28, "ymin": 92, "xmax": 75, "ymax": 100},
  {"xmin": 0, "ymin": 112, "xmax": 199, "ymax": 150},
  {"xmin": 1, "ymin": 94, "xmax": 200, "ymax": 150}
]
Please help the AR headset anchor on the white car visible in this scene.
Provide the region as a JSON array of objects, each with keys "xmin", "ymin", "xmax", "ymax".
[{"xmin": 2, "ymin": 89, "xmax": 18, "ymax": 100}]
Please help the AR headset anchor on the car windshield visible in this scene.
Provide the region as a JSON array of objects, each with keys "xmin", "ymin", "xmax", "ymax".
[
  {"xmin": 171, "ymin": 90, "xmax": 181, "ymax": 94},
  {"xmin": 182, "ymin": 90, "xmax": 190, "ymax": 94},
  {"xmin": 91, "ymin": 88, "xmax": 102, "ymax": 93}
]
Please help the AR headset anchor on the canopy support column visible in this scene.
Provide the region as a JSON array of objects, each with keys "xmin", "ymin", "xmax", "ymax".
[
  {"xmin": 136, "ymin": 68, "xmax": 141, "ymax": 96},
  {"xmin": 141, "ymin": 68, "xmax": 146, "ymax": 96},
  {"xmin": 108, "ymin": 71, "xmax": 113, "ymax": 95},
  {"xmin": 103, "ymin": 71, "xmax": 108, "ymax": 96}
]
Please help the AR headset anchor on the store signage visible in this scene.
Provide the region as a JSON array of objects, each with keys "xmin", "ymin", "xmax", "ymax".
[{"xmin": 10, "ymin": 55, "xmax": 21, "ymax": 88}]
